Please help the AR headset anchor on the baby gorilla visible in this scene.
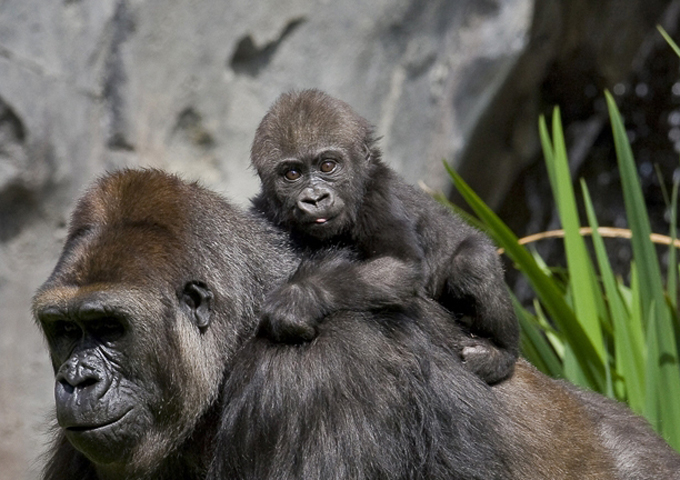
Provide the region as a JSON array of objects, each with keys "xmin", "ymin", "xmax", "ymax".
[{"xmin": 251, "ymin": 89, "xmax": 518, "ymax": 384}]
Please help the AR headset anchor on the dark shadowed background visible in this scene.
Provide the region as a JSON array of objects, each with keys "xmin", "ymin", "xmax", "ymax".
[{"xmin": 1, "ymin": 1, "xmax": 678, "ymax": 478}]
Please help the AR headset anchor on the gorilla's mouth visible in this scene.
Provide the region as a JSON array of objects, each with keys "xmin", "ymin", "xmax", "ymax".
[
  {"xmin": 65, "ymin": 408, "xmax": 133, "ymax": 433},
  {"xmin": 307, "ymin": 214, "xmax": 338, "ymax": 227}
]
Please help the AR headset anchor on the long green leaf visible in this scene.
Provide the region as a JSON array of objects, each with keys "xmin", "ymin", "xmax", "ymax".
[
  {"xmin": 539, "ymin": 115, "xmax": 558, "ymax": 194},
  {"xmin": 533, "ymin": 298, "xmax": 565, "ymax": 357},
  {"xmin": 606, "ymin": 92, "xmax": 680, "ymax": 449},
  {"xmin": 582, "ymin": 180, "xmax": 645, "ymax": 412},
  {"xmin": 668, "ymin": 179, "xmax": 678, "ymax": 310},
  {"xmin": 544, "ymin": 109, "xmax": 606, "ymax": 365},
  {"xmin": 628, "ymin": 262, "xmax": 648, "ymax": 369},
  {"xmin": 658, "ymin": 25, "xmax": 680, "ymax": 58},
  {"xmin": 644, "ymin": 302, "xmax": 661, "ymax": 429},
  {"xmin": 607, "ymin": 92, "xmax": 667, "ymax": 321},
  {"xmin": 513, "ymin": 295, "xmax": 563, "ymax": 378}
]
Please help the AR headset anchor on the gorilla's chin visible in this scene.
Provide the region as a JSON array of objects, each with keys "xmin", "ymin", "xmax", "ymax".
[{"xmin": 63, "ymin": 408, "xmax": 141, "ymax": 464}]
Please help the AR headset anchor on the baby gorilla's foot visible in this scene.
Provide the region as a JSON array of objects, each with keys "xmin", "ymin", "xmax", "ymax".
[{"xmin": 460, "ymin": 337, "xmax": 515, "ymax": 385}]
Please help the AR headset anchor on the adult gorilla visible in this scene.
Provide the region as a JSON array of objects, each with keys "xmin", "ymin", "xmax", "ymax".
[
  {"xmin": 33, "ymin": 169, "xmax": 296, "ymax": 479},
  {"xmin": 33, "ymin": 169, "xmax": 680, "ymax": 479}
]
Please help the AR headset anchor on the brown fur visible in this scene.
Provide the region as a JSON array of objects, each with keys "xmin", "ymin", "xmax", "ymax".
[{"xmin": 495, "ymin": 360, "xmax": 680, "ymax": 479}]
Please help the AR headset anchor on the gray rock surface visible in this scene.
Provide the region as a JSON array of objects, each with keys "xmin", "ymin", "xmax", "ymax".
[{"xmin": 0, "ymin": 0, "xmax": 670, "ymax": 478}]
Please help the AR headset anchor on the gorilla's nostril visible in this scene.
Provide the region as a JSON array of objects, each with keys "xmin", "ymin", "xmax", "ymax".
[
  {"xmin": 78, "ymin": 377, "xmax": 98, "ymax": 389},
  {"xmin": 58, "ymin": 374, "xmax": 98, "ymax": 391},
  {"xmin": 58, "ymin": 378, "xmax": 75, "ymax": 394}
]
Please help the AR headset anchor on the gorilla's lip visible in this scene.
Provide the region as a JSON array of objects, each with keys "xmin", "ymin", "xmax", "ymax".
[
  {"xmin": 307, "ymin": 214, "xmax": 337, "ymax": 226},
  {"xmin": 64, "ymin": 408, "xmax": 133, "ymax": 433}
]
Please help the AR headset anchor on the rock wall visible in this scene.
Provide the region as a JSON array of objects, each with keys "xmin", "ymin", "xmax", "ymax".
[{"xmin": 0, "ymin": 0, "xmax": 672, "ymax": 478}]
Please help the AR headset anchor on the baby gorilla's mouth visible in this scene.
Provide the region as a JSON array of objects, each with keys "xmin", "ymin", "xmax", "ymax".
[{"xmin": 307, "ymin": 214, "xmax": 336, "ymax": 226}]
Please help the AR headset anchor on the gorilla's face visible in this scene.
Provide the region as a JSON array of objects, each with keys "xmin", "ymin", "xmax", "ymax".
[
  {"xmin": 36, "ymin": 287, "xmax": 153, "ymax": 463},
  {"xmin": 251, "ymin": 89, "xmax": 374, "ymax": 241},
  {"xmin": 33, "ymin": 170, "xmax": 225, "ymax": 476},
  {"xmin": 34, "ymin": 280, "xmax": 216, "ymax": 469}
]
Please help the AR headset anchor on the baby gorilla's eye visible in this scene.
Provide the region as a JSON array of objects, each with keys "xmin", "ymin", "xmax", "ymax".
[
  {"xmin": 319, "ymin": 160, "xmax": 337, "ymax": 173},
  {"xmin": 284, "ymin": 169, "xmax": 301, "ymax": 181}
]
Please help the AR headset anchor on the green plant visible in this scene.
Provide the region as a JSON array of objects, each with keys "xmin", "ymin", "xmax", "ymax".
[{"xmin": 442, "ymin": 94, "xmax": 680, "ymax": 451}]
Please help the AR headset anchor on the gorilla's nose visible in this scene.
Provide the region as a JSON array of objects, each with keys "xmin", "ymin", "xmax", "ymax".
[
  {"xmin": 56, "ymin": 356, "xmax": 102, "ymax": 393},
  {"xmin": 298, "ymin": 190, "xmax": 332, "ymax": 215}
]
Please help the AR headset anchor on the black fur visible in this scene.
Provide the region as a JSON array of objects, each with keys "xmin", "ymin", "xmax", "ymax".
[
  {"xmin": 210, "ymin": 301, "xmax": 511, "ymax": 480},
  {"xmin": 251, "ymin": 89, "xmax": 519, "ymax": 384}
]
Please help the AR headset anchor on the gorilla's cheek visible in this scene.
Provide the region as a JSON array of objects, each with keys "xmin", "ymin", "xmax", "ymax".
[{"xmin": 57, "ymin": 380, "xmax": 152, "ymax": 464}]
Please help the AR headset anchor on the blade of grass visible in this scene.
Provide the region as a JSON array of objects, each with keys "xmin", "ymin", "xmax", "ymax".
[
  {"xmin": 658, "ymin": 26, "xmax": 680, "ymax": 58},
  {"xmin": 644, "ymin": 301, "xmax": 661, "ymax": 429},
  {"xmin": 607, "ymin": 91, "xmax": 668, "ymax": 322},
  {"xmin": 563, "ymin": 344, "xmax": 592, "ymax": 390},
  {"xmin": 582, "ymin": 179, "xmax": 645, "ymax": 412},
  {"xmin": 533, "ymin": 299, "xmax": 565, "ymax": 357},
  {"xmin": 539, "ymin": 115, "xmax": 558, "ymax": 194},
  {"xmin": 542, "ymin": 111, "xmax": 610, "ymax": 388},
  {"xmin": 606, "ymin": 91, "xmax": 680, "ymax": 449},
  {"xmin": 513, "ymin": 295, "xmax": 563, "ymax": 378},
  {"xmin": 668, "ymin": 179, "xmax": 678, "ymax": 310},
  {"xmin": 628, "ymin": 263, "xmax": 648, "ymax": 367},
  {"xmin": 544, "ymin": 109, "xmax": 607, "ymax": 365}
]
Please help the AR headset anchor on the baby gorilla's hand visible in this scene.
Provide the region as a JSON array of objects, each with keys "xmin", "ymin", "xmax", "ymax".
[{"xmin": 257, "ymin": 281, "xmax": 327, "ymax": 343}]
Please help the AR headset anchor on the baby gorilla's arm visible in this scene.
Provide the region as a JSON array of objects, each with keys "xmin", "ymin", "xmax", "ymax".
[{"xmin": 257, "ymin": 252, "xmax": 423, "ymax": 343}]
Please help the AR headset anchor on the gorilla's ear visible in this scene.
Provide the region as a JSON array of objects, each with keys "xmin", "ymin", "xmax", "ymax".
[{"xmin": 181, "ymin": 281, "xmax": 213, "ymax": 329}]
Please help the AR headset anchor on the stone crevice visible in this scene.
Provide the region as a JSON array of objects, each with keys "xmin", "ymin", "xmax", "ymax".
[{"xmin": 229, "ymin": 17, "xmax": 306, "ymax": 77}]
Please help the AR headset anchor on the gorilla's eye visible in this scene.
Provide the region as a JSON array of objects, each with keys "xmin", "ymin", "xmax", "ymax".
[
  {"xmin": 53, "ymin": 320, "xmax": 82, "ymax": 340},
  {"xmin": 319, "ymin": 160, "xmax": 337, "ymax": 173},
  {"xmin": 90, "ymin": 317, "xmax": 125, "ymax": 342},
  {"xmin": 284, "ymin": 169, "xmax": 301, "ymax": 181}
]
